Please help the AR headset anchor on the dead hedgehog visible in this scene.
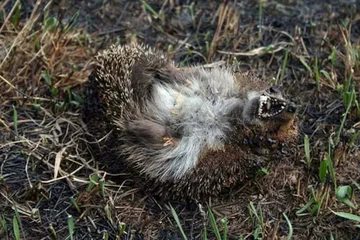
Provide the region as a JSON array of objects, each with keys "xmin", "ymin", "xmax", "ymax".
[{"xmin": 84, "ymin": 44, "xmax": 298, "ymax": 199}]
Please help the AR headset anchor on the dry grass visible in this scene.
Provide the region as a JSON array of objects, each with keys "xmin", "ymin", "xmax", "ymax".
[{"xmin": 1, "ymin": 0, "xmax": 360, "ymax": 239}]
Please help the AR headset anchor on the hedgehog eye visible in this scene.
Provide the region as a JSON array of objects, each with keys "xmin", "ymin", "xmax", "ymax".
[{"xmin": 267, "ymin": 86, "xmax": 279, "ymax": 94}]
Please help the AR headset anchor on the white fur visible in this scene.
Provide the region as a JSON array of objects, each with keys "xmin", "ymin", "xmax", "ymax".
[{"xmin": 142, "ymin": 67, "xmax": 243, "ymax": 181}]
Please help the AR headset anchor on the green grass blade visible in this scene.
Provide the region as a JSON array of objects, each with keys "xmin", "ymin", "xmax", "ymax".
[
  {"xmin": 202, "ymin": 222, "xmax": 207, "ymax": 240},
  {"xmin": 11, "ymin": 2, "xmax": 21, "ymax": 26},
  {"xmin": 44, "ymin": 17, "xmax": 59, "ymax": 32},
  {"xmin": 220, "ymin": 218, "xmax": 228, "ymax": 240},
  {"xmin": 299, "ymin": 56, "xmax": 313, "ymax": 74},
  {"xmin": 118, "ymin": 222, "xmax": 126, "ymax": 238},
  {"xmin": 99, "ymin": 178, "xmax": 105, "ymax": 197},
  {"xmin": 314, "ymin": 56, "xmax": 320, "ymax": 90},
  {"xmin": 279, "ymin": 48, "xmax": 289, "ymax": 84},
  {"xmin": 49, "ymin": 223, "xmax": 57, "ymax": 239},
  {"xmin": 104, "ymin": 204, "xmax": 112, "ymax": 224},
  {"xmin": 13, "ymin": 215, "xmax": 20, "ymax": 240},
  {"xmin": 329, "ymin": 232, "xmax": 335, "ymax": 240},
  {"xmin": 68, "ymin": 215, "xmax": 74, "ymax": 240},
  {"xmin": 327, "ymin": 138, "xmax": 337, "ymax": 189},
  {"xmin": 12, "ymin": 105, "xmax": 18, "ymax": 135},
  {"xmin": 70, "ymin": 197, "xmax": 81, "ymax": 213},
  {"xmin": 296, "ymin": 199, "xmax": 314, "ymax": 216},
  {"xmin": 319, "ymin": 155, "xmax": 328, "ymax": 183},
  {"xmin": 139, "ymin": 0, "xmax": 159, "ymax": 19},
  {"xmin": 332, "ymin": 211, "xmax": 360, "ymax": 222},
  {"xmin": 283, "ymin": 213, "xmax": 293, "ymax": 240},
  {"xmin": 169, "ymin": 204, "xmax": 188, "ymax": 240},
  {"xmin": 336, "ymin": 88, "xmax": 355, "ymax": 145},
  {"xmin": 13, "ymin": 205, "xmax": 23, "ymax": 239},
  {"xmin": 304, "ymin": 135, "xmax": 311, "ymax": 168},
  {"xmin": 208, "ymin": 207, "xmax": 221, "ymax": 240},
  {"xmin": 0, "ymin": 215, "xmax": 7, "ymax": 232},
  {"xmin": 87, "ymin": 174, "xmax": 99, "ymax": 191},
  {"xmin": 336, "ymin": 185, "xmax": 353, "ymax": 199},
  {"xmin": 64, "ymin": 11, "xmax": 79, "ymax": 33},
  {"xmin": 336, "ymin": 185, "xmax": 356, "ymax": 209},
  {"xmin": 103, "ymin": 230, "xmax": 109, "ymax": 240},
  {"xmin": 330, "ymin": 47, "xmax": 337, "ymax": 66},
  {"xmin": 320, "ymin": 70, "xmax": 332, "ymax": 83},
  {"xmin": 41, "ymin": 71, "xmax": 52, "ymax": 85},
  {"xmin": 351, "ymin": 178, "xmax": 360, "ymax": 191}
]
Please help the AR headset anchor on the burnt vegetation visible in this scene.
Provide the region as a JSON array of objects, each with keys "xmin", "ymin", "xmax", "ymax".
[{"xmin": 0, "ymin": 0, "xmax": 360, "ymax": 239}]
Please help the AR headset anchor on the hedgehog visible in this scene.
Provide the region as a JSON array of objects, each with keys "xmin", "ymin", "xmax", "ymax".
[{"xmin": 83, "ymin": 44, "xmax": 298, "ymax": 200}]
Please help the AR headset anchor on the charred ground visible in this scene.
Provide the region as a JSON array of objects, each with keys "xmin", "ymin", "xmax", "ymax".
[{"xmin": 0, "ymin": 0, "xmax": 360, "ymax": 239}]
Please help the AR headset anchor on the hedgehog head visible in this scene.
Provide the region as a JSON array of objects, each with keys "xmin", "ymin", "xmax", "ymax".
[{"xmin": 242, "ymin": 85, "xmax": 296, "ymax": 126}]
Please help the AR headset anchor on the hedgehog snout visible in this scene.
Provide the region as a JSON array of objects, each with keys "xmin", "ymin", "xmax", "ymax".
[
  {"xmin": 257, "ymin": 95, "xmax": 287, "ymax": 119},
  {"xmin": 286, "ymin": 102, "xmax": 297, "ymax": 113}
]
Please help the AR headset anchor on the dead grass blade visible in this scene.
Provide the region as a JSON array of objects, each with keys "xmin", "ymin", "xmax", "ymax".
[
  {"xmin": 54, "ymin": 147, "xmax": 67, "ymax": 179},
  {"xmin": 218, "ymin": 42, "xmax": 292, "ymax": 56}
]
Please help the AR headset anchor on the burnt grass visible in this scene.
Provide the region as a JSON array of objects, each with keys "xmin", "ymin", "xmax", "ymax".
[{"xmin": 1, "ymin": 0, "xmax": 360, "ymax": 239}]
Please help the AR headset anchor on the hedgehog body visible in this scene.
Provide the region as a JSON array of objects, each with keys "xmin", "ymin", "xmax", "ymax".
[{"xmin": 84, "ymin": 44, "xmax": 298, "ymax": 199}]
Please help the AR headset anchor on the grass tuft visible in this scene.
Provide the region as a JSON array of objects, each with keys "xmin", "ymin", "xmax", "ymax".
[
  {"xmin": 336, "ymin": 185, "xmax": 357, "ymax": 209},
  {"xmin": 1, "ymin": 1, "xmax": 360, "ymax": 239}
]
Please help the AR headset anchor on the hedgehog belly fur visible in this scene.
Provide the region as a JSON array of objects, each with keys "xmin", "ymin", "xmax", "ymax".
[{"xmin": 136, "ymin": 68, "xmax": 243, "ymax": 181}]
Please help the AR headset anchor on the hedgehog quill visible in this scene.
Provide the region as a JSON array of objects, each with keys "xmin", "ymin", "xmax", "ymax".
[{"xmin": 84, "ymin": 44, "xmax": 298, "ymax": 199}]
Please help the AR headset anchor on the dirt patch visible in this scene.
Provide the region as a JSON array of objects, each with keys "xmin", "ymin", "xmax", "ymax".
[{"xmin": 1, "ymin": 0, "xmax": 360, "ymax": 239}]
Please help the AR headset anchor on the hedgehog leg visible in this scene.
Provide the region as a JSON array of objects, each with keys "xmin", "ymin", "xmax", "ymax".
[{"xmin": 126, "ymin": 119, "xmax": 166, "ymax": 142}]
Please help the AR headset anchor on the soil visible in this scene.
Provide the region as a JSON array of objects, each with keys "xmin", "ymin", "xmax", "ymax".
[{"xmin": 1, "ymin": 0, "xmax": 360, "ymax": 239}]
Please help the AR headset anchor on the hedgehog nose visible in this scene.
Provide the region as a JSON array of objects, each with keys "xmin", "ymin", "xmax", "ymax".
[{"xmin": 287, "ymin": 102, "xmax": 297, "ymax": 113}]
